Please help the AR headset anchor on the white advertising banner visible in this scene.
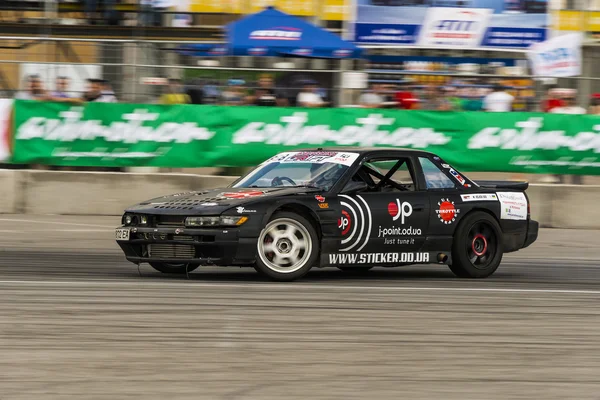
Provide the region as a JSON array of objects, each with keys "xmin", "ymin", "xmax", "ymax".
[
  {"xmin": 527, "ymin": 32, "xmax": 583, "ymax": 77},
  {"xmin": 417, "ymin": 8, "xmax": 492, "ymax": 48},
  {"xmin": 0, "ymin": 99, "xmax": 12, "ymax": 162}
]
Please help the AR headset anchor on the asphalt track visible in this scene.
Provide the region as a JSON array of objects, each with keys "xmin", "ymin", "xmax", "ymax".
[{"xmin": 1, "ymin": 215, "xmax": 600, "ymax": 400}]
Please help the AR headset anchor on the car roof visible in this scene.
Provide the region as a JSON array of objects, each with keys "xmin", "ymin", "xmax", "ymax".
[{"xmin": 293, "ymin": 147, "xmax": 437, "ymax": 158}]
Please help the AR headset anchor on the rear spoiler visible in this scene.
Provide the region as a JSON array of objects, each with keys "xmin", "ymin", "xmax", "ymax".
[{"xmin": 475, "ymin": 181, "xmax": 529, "ymax": 191}]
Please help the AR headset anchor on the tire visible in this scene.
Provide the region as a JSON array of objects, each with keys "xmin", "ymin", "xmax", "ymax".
[
  {"xmin": 449, "ymin": 211, "xmax": 503, "ymax": 279},
  {"xmin": 254, "ymin": 211, "xmax": 319, "ymax": 281},
  {"xmin": 149, "ymin": 262, "xmax": 199, "ymax": 274},
  {"xmin": 337, "ymin": 266, "xmax": 374, "ymax": 273}
]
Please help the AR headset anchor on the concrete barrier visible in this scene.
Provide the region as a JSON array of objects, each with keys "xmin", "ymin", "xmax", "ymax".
[
  {"xmin": 0, "ymin": 170, "xmax": 18, "ymax": 214},
  {"xmin": 549, "ymin": 185, "xmax": 600, "ymax": 229},
  {"xmin": 20, "ymin": 171, "xmax": 237, "ymax": 215},
  {"xmin": 0, "ymin": 170, "xmax": 598, "ymax": 229},
  {"xmin": 524, "ymin": 184, "xmax": 552, "ymax": 228}
]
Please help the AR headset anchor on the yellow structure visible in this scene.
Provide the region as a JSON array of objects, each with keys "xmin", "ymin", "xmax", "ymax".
[
  {"xmin": 554, "ymin": 10, "xmax": 600, "ymax": 32},
  {"xmin": 189, "ymin": 0, "xmax": 348, "ymax": 20}
]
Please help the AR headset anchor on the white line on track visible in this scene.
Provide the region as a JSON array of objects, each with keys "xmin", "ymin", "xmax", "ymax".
[
  {"xmin": 0, "ymin": 229, "xmax": 113, "ymax": 233},
  {"xmin": 0, "ymin": 218, "xmax": 115, "ymax": 229},
  {"xmin": 1, "ymin": 279, "xmax": 600, "ymax": 295}
]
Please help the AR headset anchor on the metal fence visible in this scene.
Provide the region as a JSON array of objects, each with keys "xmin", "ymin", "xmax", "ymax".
[
  {"xmin": 0, "ymin": 36, "xmax": 355, "ymax": 104},
  {"xmin": 3, "ymin": 35, "xmax": 600, "ymax": 110}
]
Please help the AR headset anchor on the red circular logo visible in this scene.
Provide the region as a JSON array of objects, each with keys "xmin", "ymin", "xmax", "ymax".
[
  {"xmin": 387, "ymin": 201, "xmax": 399, "ymax": 217},
  {"xmin": 338, "ymin": 210, "xmax": 351, "ymax": 235},
  {"xmin": 438, "ymin": 201, "xmax": 456, "ymax": 222}
]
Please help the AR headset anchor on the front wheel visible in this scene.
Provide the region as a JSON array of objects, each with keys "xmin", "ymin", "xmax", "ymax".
[
  {"xmin": 149, "ymin": 262, "xmax": 199, "ymax": 274},
  {"xmin": 254, "ymin": 212, "xmax": 319, "ymax": 281},
  {"xmin": 449, "ymin": 211, "xmax": 503, "ymax": 279}
]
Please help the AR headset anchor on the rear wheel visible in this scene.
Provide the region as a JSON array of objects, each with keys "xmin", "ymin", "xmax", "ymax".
[
  {"xmin": 149, "ymin": 262, "xmax": 199, "ymax": 274},
  {"xmin": 255, "ymin": 212, "xmax": 319, "ymax": 281},
  {"xmin": 449, "ymin": 211, "xmax": 503, "ymax": 279}
]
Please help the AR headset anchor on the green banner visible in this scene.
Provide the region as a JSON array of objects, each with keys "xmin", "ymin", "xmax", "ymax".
[{"xmin": 11, "ymin": 100, "xmax": 600, "ymax": 174}]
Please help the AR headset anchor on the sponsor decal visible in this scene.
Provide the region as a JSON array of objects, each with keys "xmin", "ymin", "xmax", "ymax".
[
  {"xmin": 318, "ymin": 203, "xmax": 329, "ymax": 209},
  {"xmin": 249, "ymin": 28, "xmax": 302, "ymax": 41},
  {"xmin": 200, "ymin": 202, "xmax": 218, "ymax": 206},
  {"xmin": 264, "ymin": 151, "xmax": 360, "ymax": 167},
  {"xmin": 436, "ymin": 198, "xmax": 460, "ymax": 224},
  {"xmin": 16, "ymin": 107, "xmax": 215, "ymax": 145},
  {"xmin": 460, "ymin": 193, "xmax": 498, "ymax": 202},
  {"xmin": 208, "ymin": 47, "xmax": 228, "ymax": 55},
  {"xmin": 232, "ymin": 113, "xmax": 451, "ymax": 148},
  {"xmin": 248, "ymin": 47, "xmax": 268, "ymax": 56},
  {"xmin": 467, "ymin": 117, "xmax": 600, "ymax": 153},
  {"xmin": 449, "ymin": 168, "xmax": 466, "ymax": 185},
  {"xmin": 329, "ymin": 252, "xmax": 430, "ymax": 265},
  {"xmin": 236, "ymin": 206, "xmax": 257, "ymax": 214},
  {"xmin": 315, "ymin": 195, "xmax": 326, "ymax": 203},
  {"xmin": 378, "ymin": 226, "xmax": 421, "ymax": 240},
  {"xmin": 497, "ymin": 192, "xmax": 528, "ymax": 220},
  {"xmin": 338, "ymin": 194, "xmax": 372, "ymax": 252},
  {"xmin": 383, "ymin": 237, "xmax": 415, "ymax": 245},
  {"xmin": 387, "ymin": 199, "xmax": 413, "ymax": 224},
  {"xmin": 338, "ymin": 210, "xmax": 351, "ymax": 236},
  {"xmin": 441, "ymin": 163, "xmax": 450, "ymax": 168},
  {"xmin": 220, "ymin": 190, "xmax": 264, "ymax": 199},
  {"xmin": 417, "ymin": 8, "xmax": 492, "ymax": 48},
  {"xmin": 528, "ymin": 33, "xmax": 583, "ymax": 78},
  {"xmin": 289, "ymin": 151, "xmax": 335, "ymax": 160},
  {"xmin": 292, "ymin": 48, "xmax": 312, "ymax": 56},
  {"xmin": 333, "ymin": 49, "xmax": 353, "ymax": 57}
]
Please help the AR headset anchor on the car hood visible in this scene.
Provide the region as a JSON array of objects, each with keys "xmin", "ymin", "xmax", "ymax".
[{"xmin": 125, "ymin": 186, "xmax": 320, "ymax": 214}]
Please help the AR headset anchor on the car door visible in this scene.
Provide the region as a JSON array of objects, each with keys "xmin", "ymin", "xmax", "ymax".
[
  {"xmin": 335, "ymin": 156, "xmax": 430, "ymax": 264},
  {"xmin": 417, "ymin": 156, "xmax": 463, "ymax": 238}
]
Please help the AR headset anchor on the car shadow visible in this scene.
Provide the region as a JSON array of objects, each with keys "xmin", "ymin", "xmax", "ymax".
[{"xmin": 134, "ymin": 265, "xmax": 523, "ymax": 283}]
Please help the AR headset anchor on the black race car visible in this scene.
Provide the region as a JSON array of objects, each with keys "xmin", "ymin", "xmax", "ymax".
[{"xmin": 116, "ymin": 148, "xmax": 538, "ymax": 281}]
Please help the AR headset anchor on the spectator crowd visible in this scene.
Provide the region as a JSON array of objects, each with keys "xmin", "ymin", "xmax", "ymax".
[
  {"xmin": 16, "ymin": 75, "xmax": 118, "ymax": 104},
  {"xmin": 356, "ymin": 82, "xmax": 600, "ymax": 115},
  {"xmin": 14, "ymin": 73, "xmax": 600, "ymax": 116}
]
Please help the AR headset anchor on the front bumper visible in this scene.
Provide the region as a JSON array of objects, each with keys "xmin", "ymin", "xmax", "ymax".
[
  {"xmin": 116, "ymin": 226, "xmax": 257, "ymax": 266},
  {"xmin": 523, "ymin": 219, "xmax": 539, "ymax": 249}
]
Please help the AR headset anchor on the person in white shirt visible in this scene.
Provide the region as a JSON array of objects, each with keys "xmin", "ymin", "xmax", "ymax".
[
  {"xmin": 297, "ymin": 81, "xmax": 325, "ymax": 108},
  {"xmin": 482, "ymin": 84, "xmax": 514, "ymax": 112},
  {"xmin": 96, "ymin": 79, "xmax": 118, "ymax": 103},
  {"xmin": 549, "ymin": 94, "xmax": 586, "ymax": 114},
  {"xmin": 15, "ymin": 75, "xmax": 47, "ymax": 100},
  {"xmin": 358, "ymin": 84, "xmax": 384, "ymax": 108}
]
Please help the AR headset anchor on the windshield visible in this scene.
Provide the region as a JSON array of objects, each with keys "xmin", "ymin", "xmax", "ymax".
[{"xmin": 233, "ymin": 151, "xmax": 359, "ymax": 191}]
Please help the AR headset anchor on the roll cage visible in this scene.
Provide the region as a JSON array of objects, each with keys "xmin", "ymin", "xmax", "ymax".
[{"xmin": 328, "ymin": 150, "xmax": 474, "ymax": 194}]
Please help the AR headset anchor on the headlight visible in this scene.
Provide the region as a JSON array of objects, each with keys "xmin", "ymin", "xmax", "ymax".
[
  {"xmin": 186, "ymin": 216, "xmax": 220, "ymax": 227},
  {"xmin": 122, "ymin": 214, "xmax": 148, "ymax": 226},
  {"xmin": 220, "ymin": 216, "xmax": 248, "ymax": 226},
  {"xmin": 185, "ymin": 216, "xmax": 248, "ymax": 227}
]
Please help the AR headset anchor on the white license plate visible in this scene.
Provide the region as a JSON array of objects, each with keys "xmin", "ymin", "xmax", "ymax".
[{"xmin": 115, "ymin": 228, "xmax": 130, "ymax": 241}]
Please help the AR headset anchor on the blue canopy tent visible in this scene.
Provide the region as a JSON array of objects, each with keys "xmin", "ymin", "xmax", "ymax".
[{"xmin": 180, "ymin": 7, "xmax": 362, "ymax": 59}]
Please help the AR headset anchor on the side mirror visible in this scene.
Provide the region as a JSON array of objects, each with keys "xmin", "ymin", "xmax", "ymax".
[{"xmin": 341, "ymin": 181, "xmax": 368, "ymax": 194}]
